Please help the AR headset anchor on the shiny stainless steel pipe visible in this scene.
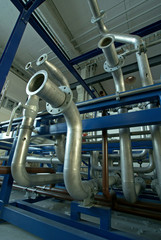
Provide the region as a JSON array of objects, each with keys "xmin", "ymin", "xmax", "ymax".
[
  {"xmin": 11, "ymin": 95, "xmax": 63, "ymax": 187},
  {"xmin": 36, "ymin": 53, "xmax": 69, "ymax": 87},
  {"xmin": 87, "ymin": 0, "xmax": 108, "ymax": 35},
  {"xmin": 98, "ymin": 33, "xmax": 143, "ymax": 203},
  {"xmin": 107, "ymin": 33, "xmax": 153, "ymax": 86},
  {"xmin": 98, "ymin": 35, "xmax": 125, "ymax": 93},
  {"xmin": 26, "ymin": 70, "xmax": 100, "ymax": 201}
]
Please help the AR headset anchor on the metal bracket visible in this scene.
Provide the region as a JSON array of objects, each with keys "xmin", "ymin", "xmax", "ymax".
[
  {"xmin": 104, "ymin": 55, "xmax": 124, "ymax": 72},
  {"xmin": 46, "ymin": 86, "xmax": 73, "ymax": 115},
  {"xmin": 91, "ymin": 10, "xmax": 105, "ymax": 24},
  {"xmin": 116, "ymin": 91, "xmax": 121, "ymax": 101}
]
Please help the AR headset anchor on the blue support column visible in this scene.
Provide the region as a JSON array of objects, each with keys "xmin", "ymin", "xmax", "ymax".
[
  {"xmin": 0, "ymin": 138, "xmax": 17, "ymax": 210},
  {"xmin": 71, "ymin": 202, "xmax": 111, "ymax": 230},
  {"xmin": 0, "ymin": 0, "xmax": 45, "ymax": 93}
]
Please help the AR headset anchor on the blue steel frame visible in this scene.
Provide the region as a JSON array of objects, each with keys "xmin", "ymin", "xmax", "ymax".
[{"xmin": 0, "ymin": 0, "xmax": 160, "ymax": 239}]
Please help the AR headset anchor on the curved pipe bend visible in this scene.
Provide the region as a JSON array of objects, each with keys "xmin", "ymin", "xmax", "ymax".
[
  {"xmin": 36, "ymin": 53, "xmax": 69, "ymax": 87},
  {"xmin": 11, "ymin": 95, "xmax": 63, "ymax": 187},
  {"xmin": 26, "ymin": 70, "xmax": 100, "ymax": 201}
]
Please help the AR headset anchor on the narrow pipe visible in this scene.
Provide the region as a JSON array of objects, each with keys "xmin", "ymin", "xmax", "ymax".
[
  {"xmin": 26, "ymin": 70, "xmax": 100, "ymax": 201},
  {"xmin": 0, "ymin": 155, "xmax": 60, "ymax": 164},
  {"xmin": 92, "ymin": 150, "xmax": 154, "ymax": 174},
  {"xmin": 11, "ymin": 95, "xmax": 63, "ymax": 187},
  {"xmin": 87, "ymin": 0, "xmax": 108, "ymax": 35},
  {"xmin": 102, "ymin": 110, "xmax": 110, "ymax": 199}
]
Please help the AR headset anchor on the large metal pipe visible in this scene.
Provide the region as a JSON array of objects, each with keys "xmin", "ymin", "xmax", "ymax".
[
  {"xmin": 11, "ymin": 95, "xmax": 63, "ymax": 186},
  {"xmin": 11, "ymin": 95, "xmax": 63, "ymax": 187},
  {"xmin": 26, "ymin": 70, "xmax": 100, "ymax": 202},
  {"xmin": 98, "ymin": 35, "xmax": 125, "ymax": 93}
]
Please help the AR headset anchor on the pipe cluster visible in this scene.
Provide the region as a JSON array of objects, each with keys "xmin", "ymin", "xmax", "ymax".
[{"xmin": 7, "ymin": 0, "xmax": 161, "ymax": 205}]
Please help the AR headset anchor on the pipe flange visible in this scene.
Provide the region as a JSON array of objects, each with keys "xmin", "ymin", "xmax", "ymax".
[
  {"xmin": 36, "ymin": 53, "xmax": 48, "ymax": 66},
  {"xmin": 46, "ymin": 86, "xmax": 73, "ymax": 115},
  {"xmin": 104, "ymin": 55, "xmax": 124, "ymax": 72}
]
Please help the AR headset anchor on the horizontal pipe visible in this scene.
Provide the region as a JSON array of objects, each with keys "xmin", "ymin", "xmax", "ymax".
[{"xmin": 0, "ymin": 155, "xmax": 60, "ymax": 164}]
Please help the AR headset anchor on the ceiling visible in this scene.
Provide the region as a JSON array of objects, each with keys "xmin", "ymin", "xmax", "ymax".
[{"xmin": 0, "ymin": 0, "xmax": 161, "ymax": 101}]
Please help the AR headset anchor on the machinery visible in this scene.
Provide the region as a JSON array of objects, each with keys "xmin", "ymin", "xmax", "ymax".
[{"xmin": 0, "ymin": 0, "xmax": 161, "ymax": 239}]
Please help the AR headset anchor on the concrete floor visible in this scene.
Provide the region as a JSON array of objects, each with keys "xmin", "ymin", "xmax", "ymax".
[{"xmin": 0, "ymin": 189, "xmax": 161, "ymax": 240}]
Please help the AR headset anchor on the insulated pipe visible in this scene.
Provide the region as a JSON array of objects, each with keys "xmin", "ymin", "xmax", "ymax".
[
  {"xmin": 11, "ymin": 95, "xmax": 63, "ymax": 187},
  {"xmin": 26, "ymin": 70, "xmax": 100, "ymax": 201},
  {"xmin": 87, "ymin": 0, "xmax": 108, "ymax": 35},
  {"xmin": 36, "ymin": 53, "xmax": 69, "ymax": 87}
]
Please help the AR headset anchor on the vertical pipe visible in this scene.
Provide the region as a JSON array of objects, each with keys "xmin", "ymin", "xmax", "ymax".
[
  {"xmin": 87, "ymin": 0, "xmax": 108, "ymax": 35},
  {"xmin": 98, "ymin": 35, "xmax": 139, "ymax": 203},
  {"xmin": 102, "ymin": 110, "xmax": 110, "ymax": 199}
]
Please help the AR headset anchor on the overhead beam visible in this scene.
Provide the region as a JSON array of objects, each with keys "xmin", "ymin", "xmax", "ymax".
[{"xmin": 70, "ymin": 54, "xmax": 161, "ymax": 89}]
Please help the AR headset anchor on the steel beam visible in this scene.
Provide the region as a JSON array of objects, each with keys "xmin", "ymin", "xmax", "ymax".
[
  {"xmin": 0, "ymin": 0, "xmax": 45, "ymax": 93},
  {"xmin": 70, "ymin": 54, "xmax": 161, "ymax": 89},
  {"xmin": 10, "ymin": 0, "xmax": 96, "ymax": 98},
  {"xmin": 3, "ymin": 200, "xmax": 140, "ymax": 240},
  {"xmin": 33, "ymin": 108, "xmax": 161, "ymax": 137}
]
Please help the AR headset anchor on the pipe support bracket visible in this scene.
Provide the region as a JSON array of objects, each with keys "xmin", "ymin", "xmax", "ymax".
[{"xmin": 91, "ymin": 10, "xmax": 105, "ymax": 24}]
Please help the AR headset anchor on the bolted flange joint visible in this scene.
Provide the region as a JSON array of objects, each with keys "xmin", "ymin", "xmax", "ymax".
[
  {"xmin": 46, "ymin": 86, "xmax": 73, "ymax": 115},
  {"xmin": 104, "ymin": 55, "xmax": 124, "ymax": 73}
]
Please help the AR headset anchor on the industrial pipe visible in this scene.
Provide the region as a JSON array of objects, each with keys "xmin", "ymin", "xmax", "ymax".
[
  {"xmin": 0, "ymin": 155, "xmax": 60, "ymax": 164},
  {"xmin": 107, "ymin": 33, "xmax": 153, "ymax": 87},
  {"xmin": 26, "ymin": 70, "xmax": 100, "ymax": 202},
  {"xmin": 98, "ymin": 34, "xmax": 144, "ymax": 203},
  {"xmin": 11, "ymin": 95, "xmax": 63, "ymax": 187},
  {"xmin": 87, "ymin": 0, "xmax": 108, "ymax": 35},
  {"xmin": 36, "ymin": 53, "xmax": 69, "ymax": 87},
  {"xmin": 92, "ymin": 150, "xmax": 154, "ymax": 174},
  {"xmin": 98, "ymin": 35, "xmax": 125, "ymax": 93}
]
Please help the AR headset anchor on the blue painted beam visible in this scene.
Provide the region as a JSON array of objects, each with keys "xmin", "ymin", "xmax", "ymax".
[
  {"xmin": 28, "ymin": 16, "xmax": 96, "ymax": 98},
  {"xmin": 7, "ymin": 200, "xmax": 141, "ymax": 240},
  {"xmin": 82, "ymin": 141, "xmax": 152, "ymax": 151},
  {"xmin": 11, "ymin": 0, "xmax": 96, "ymax": 98},
  {"xmin": 39, "ymin": 108, "xmax": 161, "ymax": 136},
  {"xmin": 0, "ymin": 0, "xmax": 45, "ymax": 93}
]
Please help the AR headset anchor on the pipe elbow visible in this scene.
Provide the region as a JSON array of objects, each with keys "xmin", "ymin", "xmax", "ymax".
[
  {"xmin": 11, "ymin": 163, "xmax": 32, "ymax": 187},
  {"xmin": 122, "ymin": 181, "xmax": 137, "ymax": 203}
]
